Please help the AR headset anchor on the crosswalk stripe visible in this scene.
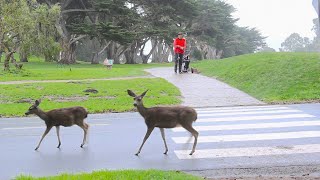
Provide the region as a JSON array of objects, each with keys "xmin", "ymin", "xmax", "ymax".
[
  {"xmin": 174, "ymin": 144, "xmax": 320, "ymax": 159},
  {"xmin": 172, "ymin": 120, "xmax": 320, "ymax": 132},
  {"xmin": 198, "ymin": 109, "xmax": 302, "ymax": 117},
  {"xmin": 172, "ymin": 131, "xmax": 320, "ymax": 143},
  {"xmin": 197, "ymin": 114, "xmax": 315, "ymax": 122},
  {"xmin": 195, "ymin": 106, "xmax": 289, "ymax": 112}
]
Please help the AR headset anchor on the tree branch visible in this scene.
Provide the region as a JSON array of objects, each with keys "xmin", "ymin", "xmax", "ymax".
[
  {"xmin": 98, "ymin": 41, "xmax": 111, "ymax": 55},
  {"xmin": 62, "ymin": 9, "xmax": 97, "ymax": 14},
  {"xmin": 69, "ymin": 35, "xmax": 87, "ymax": 44}
]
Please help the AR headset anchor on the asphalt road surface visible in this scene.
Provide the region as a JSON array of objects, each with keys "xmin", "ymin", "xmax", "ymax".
[{"xmin": 1, "ymin": 103, "xmax": 320, "ymax": 179}]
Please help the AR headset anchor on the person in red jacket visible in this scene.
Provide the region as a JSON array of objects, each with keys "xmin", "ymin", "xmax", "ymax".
[{"xmin": 173, "ymin": 32, "xmax": 186, "ymax": 73}]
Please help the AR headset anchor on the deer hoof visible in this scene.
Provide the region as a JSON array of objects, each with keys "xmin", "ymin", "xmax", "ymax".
[
  {"xmin": 57, "ymin": 144, "xmax": 61, "ymax": 148},
  {"xmin": 80, "ymin": 144, "xmax": 84, "ymax": 148},
  {"xmin": 35, "ymin": 147, "xmax": 39, "ymax": 151},
  {"xmin": 135, "ymin": 152, "xmax": 140, "ymax": 156},
  {"xmin": 164, "ymin": 151, "xmax": 168, "ymax": 155},
  {"xmin": 189, "ymin": 151, "xmax": 195, "ymax": 155}
]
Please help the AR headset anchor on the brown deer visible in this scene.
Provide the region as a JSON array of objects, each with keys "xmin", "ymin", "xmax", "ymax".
[
  {"xmin": 127, "ymin": 90, "xmax": 198, "ymax": 156},
  {"xmin": 25, "ymin": 100, "xmax": 89, "ymax": 150}
]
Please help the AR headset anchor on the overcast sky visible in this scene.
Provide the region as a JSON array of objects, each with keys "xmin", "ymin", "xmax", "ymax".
[{"xmin": 225, "ymin": 0, "xmax": 318, "ymax": 51}]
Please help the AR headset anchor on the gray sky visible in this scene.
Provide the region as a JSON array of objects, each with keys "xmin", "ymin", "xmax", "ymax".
[{"xmin": 225, "ymin": 0, "xmax": 318, "ymax": 50}]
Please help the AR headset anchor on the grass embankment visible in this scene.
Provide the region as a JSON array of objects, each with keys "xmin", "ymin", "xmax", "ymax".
[
  {"xmin": 0, "ymin": 55, "xmax": 171, "ymax": 81},
  {"xmin": 16, "ymin": 170, "xmax": 202, "ymax": 180},
  {"xmin": 0, "ymin": 78, "xmax": 181, "ymax": 117},
  {"xmin": 0, "ymin": 55, "xmax": 178, "ymax": 117},
  {"xmin": 193, "ymin": 52, "xmax": 320, "ymax": 103}
]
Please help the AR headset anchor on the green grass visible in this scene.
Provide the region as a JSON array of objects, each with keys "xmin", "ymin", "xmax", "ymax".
[
  {"xmin": 0, "ymin": 55, "xmax": 171, "ymax": 81},
  {"xmin": 0, "ymin": 78, "xmax": 181, "ymax": 117},
  {"xmin": 192, "ymin": 52, "xmax": 320, "ymax": 103},
  {"xmin": 16, "ymin": 170, "xmax": 202, "ymax": 180}
]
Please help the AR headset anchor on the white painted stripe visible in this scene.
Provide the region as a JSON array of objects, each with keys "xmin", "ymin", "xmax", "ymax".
[
  {"xmin": 197, "ymin": 107, "xmax": 291, "ymax": 114},
  {"xmin": 198, "ymin": 109, "xmax": 302, "ymax": 117},
  {"xmin": 174, "ymin": 144, "xmax": 320, "ymax": 159},
  {"xmin": 197, "ymin": 114, "xmax": 315, "ymax": 123},
  {"xmin": 172, "ymin": 131, "xmax": 320, "ymax": 143},
  {"xmin": 172, "ymin": 120, "xmax": 320, "ymax": 132},
  {"xmin": 196, "ymin": 106, "xmax": 289, "ymax": 112},
  {"xmin": 1, "ymin": 123, "xmax": 109, "ymax": 130}
]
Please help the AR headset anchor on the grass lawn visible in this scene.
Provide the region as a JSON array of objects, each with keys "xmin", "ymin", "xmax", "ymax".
[
  {"xmin": 0, "ymin": 55, "xmax": 172, "ymax": 81},
  {"xmin": 192, "ymin": 52, "xmax": 320, "ymax": 103},
  {"xmin": 0, "ymin": 78, "xmax": 181, "ymax": 117},
  {"xmin": 16, "ymin": 170, "xmax": 202, "ymax": 180}
]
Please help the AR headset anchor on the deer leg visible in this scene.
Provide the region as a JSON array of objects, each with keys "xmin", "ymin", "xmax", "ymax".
[
  {"xmin": 35, "ymin": 126, "xmax": 52, "ymax": 151},
  {"xmin": 56, "ymin": 126, "xmax": 61, "ymax": 148},
  {"xmin": 78, "ymin": 122, "xmax": 88, "ymax": 148},
  {"xmin": 160, "ymin": 128, "xmax": 168, "ymax": 155},
  {"xmin": 182, "ymin": 124, "xmax": 198, "ymax": 155},
  {"xmin": 136, "ymin": 127, "xmax": 154, "ymax": 156}
]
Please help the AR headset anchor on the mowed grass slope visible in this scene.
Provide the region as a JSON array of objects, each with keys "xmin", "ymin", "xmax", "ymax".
[
  {"xmin": 16, "ymin": 170, "xmax": 202, "ymax": 180},
  {"xmin": 192, "ymin": 52, "xmax": 320, "ymax": 103},
  {"xmin": 0, "ymin": 78, "xmax": 181, "ymax": 117}
]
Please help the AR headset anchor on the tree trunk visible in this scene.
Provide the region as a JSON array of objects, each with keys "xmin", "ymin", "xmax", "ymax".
[
  {"xmin": 91, "ymin": 52, "xmax": 99, "ymax": 64},
  {"xmin": 11, "ymin": 55, "xmax": 23, "ymax": 70},
  {"xmin": 124, "ymin": 47, "xmax": 136, "ymax": 64},
  {"xmin": 59, "ymin": 38, "xmax": 76, "ymax": 64},
  {"xmin": 107, "ymin": 42, "xmax": 122, "ymax": 64},
  {"xmin": 4, "ymin": 52, "xmax": 14, "ymax": 71},
  {"xmin": 216, "ymin": 50, "xmax": 223, "ymax": 59},
  {"xmin": 140, "ymin": 39, "xmax": 158, "ymax": 64},
  {"xmin": 0, "ymin": 50, "xmax": 2, "ymax": 62},
  {"xmin": 20, "ymin": 51, "xmax": 28, "ymax": 62}
]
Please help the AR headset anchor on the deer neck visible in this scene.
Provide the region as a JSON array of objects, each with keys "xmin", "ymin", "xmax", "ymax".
[
  {"xmin": 35, "ymin": 108, "xmax": 49, "ymax": 122},
  {"xmin": 136, "ymin": 103, "xmax": 148, "ymax": 118}
]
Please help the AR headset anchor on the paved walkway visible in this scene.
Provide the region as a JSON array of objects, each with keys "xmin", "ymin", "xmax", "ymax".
[{"xmin": 145, "ymin": 67, "xmax": 265, "ymax": 107}]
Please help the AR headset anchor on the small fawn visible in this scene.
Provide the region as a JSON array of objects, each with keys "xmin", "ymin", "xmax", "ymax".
[
  {"xmin": 127, "ymin": 90, "xmax": 198, "ymax": 156},
  {"xmin": 25, "ymin": 100, "xmax": 89, "ymax": 150}
]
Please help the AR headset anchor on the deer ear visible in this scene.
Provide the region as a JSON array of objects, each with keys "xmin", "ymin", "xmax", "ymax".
[
  {"xmin": 141, "ymin": 89, "xmax": 148, "ymax": 97},
  {"xmin": 127, "ymin": 90, "xmax": 136, "ymax": 97},
  {"xmin": 35, "ymin": 99, "xmax": 41, "ymax": 106}
]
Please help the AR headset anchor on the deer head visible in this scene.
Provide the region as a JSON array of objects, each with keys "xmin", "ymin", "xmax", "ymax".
[
  {"xmin": 127, "ymin": 90, "xmax": 148, "ymax": 107},
  {"xmin": 25, "ymin": 99, "xmax": 41, "ymax": 115}
]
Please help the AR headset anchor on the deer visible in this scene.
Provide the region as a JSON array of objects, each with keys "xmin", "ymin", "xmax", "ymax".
[
  {"xmin": 127, "ymin": 89, "xmax": 198, "ymax": 156},
  {"xmin": 25, "ymin": 100, "xmax": 89, "ymax": 151}
]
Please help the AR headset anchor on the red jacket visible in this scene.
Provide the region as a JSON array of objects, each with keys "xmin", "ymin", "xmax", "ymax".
[{"xmin": 173, "ymin": 38, "xmax": 186, "ymax": 54}]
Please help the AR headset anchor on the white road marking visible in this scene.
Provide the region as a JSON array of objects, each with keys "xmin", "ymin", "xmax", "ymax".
[
  {"xmin": 198, "ymin": 109, "xmax": 302, "ymax": 117},
  {"xmin": 172, "ymin": 131, "xmax": 320, "ymax": 143},
  {"xmin": 174, "ymin": 144, "xmax": 320, "ymax": 159},
  {"xmin": 197, "ymin": 114, "xmax": 315, "ymax": 123},
  {"xmin": 172, "ymin": 120, "xmax": 320, "ymax": 132}
]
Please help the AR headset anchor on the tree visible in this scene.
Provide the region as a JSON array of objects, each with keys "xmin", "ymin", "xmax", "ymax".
[
  {"xmin": 259, "ymin": 46, "xmax": 276, "ymax": 52},
  {"xmin": 222, "ymin": 26, "xmax": 266, "ymax": 57},
  {"xmin": 32, "ymin": 4, "xmax": 61, "ymax": 62},
  {"xmin": 280, "ymin": 33, "xmax": 310, "ymax": 52},
  {"xmin": 0, "ymin": 0, "xmax": 37, "ymax": 70}
]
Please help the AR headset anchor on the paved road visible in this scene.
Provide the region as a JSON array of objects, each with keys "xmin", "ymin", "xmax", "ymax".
[
  {"xmin": 1, "ymin": 103, "xmax": 320, "ymax": 179},
  {"xmin": 145, "ymin": 67, "xmax": 265, "ymax": 107}
]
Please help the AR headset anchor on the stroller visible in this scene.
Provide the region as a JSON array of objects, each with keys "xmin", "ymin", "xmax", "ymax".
[{"xmin": 182, "ymin": 55, "xmax": 191, "ymax": 73}]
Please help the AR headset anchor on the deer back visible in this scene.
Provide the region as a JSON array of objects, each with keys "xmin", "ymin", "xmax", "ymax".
[
  {"xmin": 144, "ymin": 106, "xmax": 197, "ymax": 128},
  {"xmin": 46, "ymin": 106, "xmax": 88, "ymax": 127}
]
